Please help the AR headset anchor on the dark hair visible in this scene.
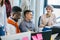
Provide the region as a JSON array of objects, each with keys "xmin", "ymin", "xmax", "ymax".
[
  {"xmin": 24, "ymin": 10, "xmax": 32, "ymax": 17},
  {"xmin": 0, "ymin": 0, "xmax": 3, "ymax": 7},
  {"xmin": 5, "ymin": 0, "xmax": 10, "ymax": 4},
  {"xmin": 12, "ymin": 6, "xmax": 22, "ymax": 13}
]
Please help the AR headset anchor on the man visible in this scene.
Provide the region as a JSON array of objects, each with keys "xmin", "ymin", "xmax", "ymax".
[
  {"xmin": 19, "ymin": 10, "xmax": 35, "ymax": 32},
  {"xmin": 7, "ymin": 6, "xmax": 22, "ymax": 35}
]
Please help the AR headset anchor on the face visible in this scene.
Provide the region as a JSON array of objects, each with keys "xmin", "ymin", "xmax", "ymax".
[
  {"xmin": 0, "ymin": 0, "xmax": 2, "ymax": 3},
  {"xmin": 13, "ymin": 12, "xmax": 21, "ymax": 20},
  {"xmin": 26, "ymin": 12, "xmax": 33, "ymax": 20},
  {"xmin": 46, "ymin": 7, "xmax": 52, "ymax": 14}
]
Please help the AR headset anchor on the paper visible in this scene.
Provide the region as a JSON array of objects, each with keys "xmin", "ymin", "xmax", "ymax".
[
  {"xmin": 32, "ymin": 36, "xmax": 38, "ymax": 40},
  {"xmin": 32, "ymin": 34, "xmax": 43, "ymax": 40},
  {"xmin": 22, "ymin": 37, "xmax": 28, "ymax": 40},
  {"xmin": 37, "ymin": 34, "xmax": 43, "ymax": 40}
]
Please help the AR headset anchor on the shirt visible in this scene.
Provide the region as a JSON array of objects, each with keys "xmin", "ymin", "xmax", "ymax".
[
  {"xmin": 0, "ymin": 4, "xmax": 7, "ymax": 26},
  {"xmin": 19, "ymin": 19, "xmax": 35, "ymax": 32},
  {"xmin": 7, "ymin": 17, "xmax": 20, "ymax": 35},
  {"xmin": 40, "ymin": 13, "xmax": 56, "ymax": 27}
]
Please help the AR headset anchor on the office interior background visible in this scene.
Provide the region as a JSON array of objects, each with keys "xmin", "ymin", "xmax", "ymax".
[
  {"xmin": 0, "ymin": 0, "xmax": 60, "ymax": 40},
  {"xmin": 10, "ymin": 0, "xmax": 60, "ymax": 31}
]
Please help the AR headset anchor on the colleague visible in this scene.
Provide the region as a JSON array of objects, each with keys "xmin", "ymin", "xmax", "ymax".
[
  {"xmin": 40, "ymin": 5, "xmax": 56, "ymax": 28},
  {"xmin": 5, "ymin": 0, "xmax": 11, "ymax": 18},
  {"xmin": 7, "ymin": 6, "xmax": 22, "ymax": 35},
  {"xmin": 0, "ymin": 0, "xmax": 7, "ymax": 36},
  {"xmin": 39, "ymin": 5, "xmax": 60, "ymax": 38},
  {"xmin": 19, "ymin": 10, "xmax": 35, "ymax": 32}
]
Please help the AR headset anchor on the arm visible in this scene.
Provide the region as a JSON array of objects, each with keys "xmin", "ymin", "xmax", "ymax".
[
  {"xmin": 48, "ymin": 14, "xmax": 56, "ymax": 26},
  {"xmin": 52, "ymin": 14, "xmax": 56, "ymax": 24},
  {"xmin": 39, "ymin": 17, "xmax": 46, "ymax": 28}
]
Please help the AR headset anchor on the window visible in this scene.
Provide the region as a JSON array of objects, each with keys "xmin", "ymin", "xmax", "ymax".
[{"xmin": 47, "ymin": 0, "xmax": 60, "ymax": 22}]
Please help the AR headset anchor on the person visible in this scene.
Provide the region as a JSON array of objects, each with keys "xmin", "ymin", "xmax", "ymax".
[
  {"xmin": 7, "ymin": 6, "xmax": 22, "ymax": 35},
  {"xmin": 19, "ymin": 10, "xmax": 35, "ymax": 32},
  {"xmin": 0, "ymin": 0, "xmax": 7, "ymax": 36},
  {"xmin": 39, "ymin": 5, "xmax": 56, "ymax": 28},
  {"xmin": 39, "ymin": 5, "xmax": 60, "ymax": 39},
  {"xmin": 5, "ymin": 0, "xmax": 11, "ymax": 18}
]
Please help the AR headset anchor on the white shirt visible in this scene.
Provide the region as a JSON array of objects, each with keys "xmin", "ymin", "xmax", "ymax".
[
  {"xmin": 6, "ymin": 17, "xmax": 16, "ymax": 35},
  {"xmin": 6, "ymin": 23, "xmax": 16, "ymax": 35},
  {"xmin": 0, "ymin": 4, "xmax": 7, "ymax": 26}
]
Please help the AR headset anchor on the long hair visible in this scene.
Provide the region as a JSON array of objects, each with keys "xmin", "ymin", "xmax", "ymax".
[{"xmin": 1, "ymin": 0, "xmax": 3, "ymax": 7}]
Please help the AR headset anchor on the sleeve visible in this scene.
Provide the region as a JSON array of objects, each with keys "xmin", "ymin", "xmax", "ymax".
[
  {"xmin": 19, "ymin": 22, "xmax": 29, "ymax": 32},
  {"xmin": 6, "ymin": 24, "xmax": 12, "ymax": 35},
  {"xmin": 32, "ymin": 23, "xmax": 35, "ymax": 32},
  {"xmin": 52, "ymin": 14, "xmax": 56, "ymax": 25},
  {"xmin": 53, "ymin": 14, "xmax": 56, "ymax": 23},
  {"xmin": 6, "ymin": 24, "xmax": 16, "ymax": 35},
  {"xmin": 39, "ymin": 16, "xmax": 46, "ymax": 27},
  {"xmin": 4, "ymin": 5, "xmax": 7, "ymax": 27}
]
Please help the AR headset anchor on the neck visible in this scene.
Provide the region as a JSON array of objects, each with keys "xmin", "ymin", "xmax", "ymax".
[
  {"xmin": 46, "ymin": 13, "xmax": 52, "ymax": 18},
  {"xmin": 25, "ymin": 18, "xmax": 30, "ymax": 22},
  {"xmin": 11, "ymin": 17, "xmax": 18, "ymax": 22}
]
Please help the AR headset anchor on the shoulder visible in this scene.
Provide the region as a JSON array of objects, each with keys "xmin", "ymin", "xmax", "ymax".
[
  {"xmin": 7, "ymin": 23, "xmax": 14, "ymax": 27},
  {"xmin": 52, "ymin": 13, "xmax": 56, "ymax": 17},
  {"xmin": 41, "ymin": 14, "xmax": 46, "ymax": 18},
  {"xmin": 20, "ymin": 20, "xmax": 26, "ymax": 25}
]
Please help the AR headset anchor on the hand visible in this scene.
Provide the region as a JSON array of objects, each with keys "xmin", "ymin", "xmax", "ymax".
[
  {"xmin": 40, "ymin": 24, "xmax": 45, "ymax": 28},
  {"xmin": 48, "ymin": 22, "xmax": 52, "ymax": 26}
]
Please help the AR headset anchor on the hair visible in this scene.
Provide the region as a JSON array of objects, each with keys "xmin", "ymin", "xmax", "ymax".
[
  {"xmin": 5, "ymin": 0, "xmax": 10, "ymax": 4},
  {"xmin": 46, "ymin": 5, "xmax": 54, "ymax": 12},
  {"xmin": 12, "ymin": 6, "xmax": 22, "ymax": 14},
  {"xmin": 0, "ymin": 0, "xmax": 3, "ymax": 7},
  {"xmin": 24, "ymin": 10, "xmax": 32, "ymax": 17}
]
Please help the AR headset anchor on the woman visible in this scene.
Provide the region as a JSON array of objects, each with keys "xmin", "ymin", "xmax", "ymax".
[
  {"xmin": 40, "ymin": 5, "xmax": 56, "ymax": 28},
  {"xmin": 39, "ymin": 5, "xmax": 60, "ymax": 39},
  {"xmin": 0, "ymin": 0, "xmax": 7, "ymax": 36},
  {"xmin": 5, "ymin": 0, "xmax": 11, "ymax": 18}
]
